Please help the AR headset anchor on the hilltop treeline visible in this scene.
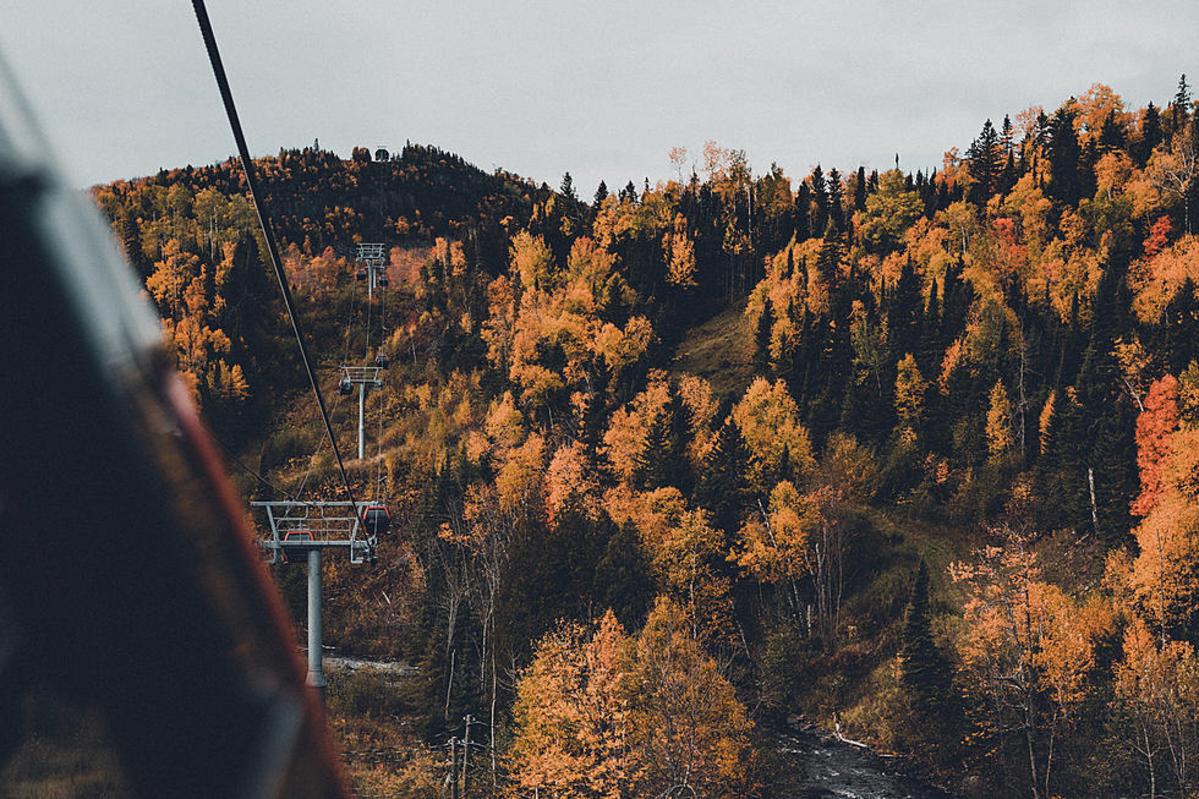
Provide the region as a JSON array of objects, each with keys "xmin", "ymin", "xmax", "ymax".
[{"xmin": 97, "ymin": 77, "xmax": 1199, "ymax": 798}]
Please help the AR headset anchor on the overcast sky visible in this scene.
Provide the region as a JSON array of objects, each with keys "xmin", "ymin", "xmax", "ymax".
[{"xmin": 2, "ymin": 1, "xmax": 1196, "ymax": 194}]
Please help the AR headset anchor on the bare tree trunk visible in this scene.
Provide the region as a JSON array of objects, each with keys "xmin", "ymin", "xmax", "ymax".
[
  {"xmin": 1145, "ymin": 724, "xmax": 1157, "ymax": 799},
  {"xmin": 445, "ymin": 648, "xmax": 455, "ymax": 721},
  {"xmin": 1025, "ymin": 721, "xmax": 1041, "ymax": 799},
  {"xmin": 490, "ymin": 634, "xmax": 498, "ymax": 786},
  {"xmin": 1088, "ymin": 467, "xmax": 1101, "ymax": 538},
  {"xmin": 1043, "ymin": 723, "xmax": 1056, "ymax": 799}
]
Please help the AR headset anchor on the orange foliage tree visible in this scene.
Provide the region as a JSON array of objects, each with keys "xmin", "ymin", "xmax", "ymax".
[
  {"xmin": 508, "ymin": 602, "xmax": 753, "ymax": 798},
  {"xmin": 952, "ymin": 533, "xmax": 1112, "ymax": 799}
]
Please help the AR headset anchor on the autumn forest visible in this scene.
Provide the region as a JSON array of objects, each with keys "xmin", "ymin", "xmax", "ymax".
[{"xmin": 92, "ymin": 76, "xmax": 1199, "ymax": 798}]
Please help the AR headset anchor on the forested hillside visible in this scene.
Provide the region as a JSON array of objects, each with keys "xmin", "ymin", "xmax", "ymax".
[{"xmin": 95, "ymin": 77, "xmax": 1199, "ymax": 798}]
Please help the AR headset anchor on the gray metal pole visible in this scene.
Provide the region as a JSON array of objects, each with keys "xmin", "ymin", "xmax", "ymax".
[
  {"xmin": 358, "ymin": 382, "xmax": 365, "ymax": 460},
  {"xmin": 307, "ymin": 547, "xmax": 326, "ymax": 699},
  {"xmin": 462, "ymin": 715, "xmax": 472, "ymax": 798},
  {"xmin": 450, "ymin": 737, "xmax": 460, "ymax": 799}
]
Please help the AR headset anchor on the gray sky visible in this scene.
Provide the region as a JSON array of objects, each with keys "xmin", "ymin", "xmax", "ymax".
[{"xmin": 2, "ymin": 1, "xmax": 1196, "ymax": 194}]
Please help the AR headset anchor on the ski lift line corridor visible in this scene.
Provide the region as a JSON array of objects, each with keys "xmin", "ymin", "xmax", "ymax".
[{"xmin": 192, "ymin": 0, "xmax": 396, "ymax": 702}]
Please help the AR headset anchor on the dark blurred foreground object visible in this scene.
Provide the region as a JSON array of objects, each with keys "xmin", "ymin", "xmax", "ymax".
[{"xmin": 0, "ymin": 54, "xmax": 350, "ymax": 798}]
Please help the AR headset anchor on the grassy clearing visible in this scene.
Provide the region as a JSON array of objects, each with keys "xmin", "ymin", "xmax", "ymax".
[{"xmin": 670, "ymin": 299, "xmax": 754, "ymax": 402}]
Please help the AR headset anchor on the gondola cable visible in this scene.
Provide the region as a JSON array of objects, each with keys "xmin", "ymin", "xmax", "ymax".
[{"xmin": 191, "ymin": 0, "xmax": 360, "ymax": 514}]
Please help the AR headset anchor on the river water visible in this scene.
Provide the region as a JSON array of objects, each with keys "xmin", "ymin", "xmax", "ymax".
[{"xmin": 773, "ymin": 726, "xmax": 957, "ymax": 799}]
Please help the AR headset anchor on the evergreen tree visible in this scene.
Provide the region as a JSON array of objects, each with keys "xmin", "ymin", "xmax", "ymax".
[
  {"xmin": 899, "ymin": 561, "xmax": 955, "ymax": 720},
  {"xmin": 1078, "ymin": 137, "xmax": 1099, "ymax": 200},
  {"xmin": 594, "ymin": 180, "xmax": 609, "ymax": 205},
  {"xmin": 1162, "ymin": 277, "xmax": 1199, "ymax": 373},
  {"xmin": 854, "ymin": 165, "xmax": 868, "ymax": 211},
  {"xmin": 560, "ymin": 172, "xmax": 577, "ymax": 203},
  {"xmin": 592, "ymin": 521, "xmax": 654, "ymax": 630},
  {"xmin": 1172, "ymin": 73, "xmax": 1192, "ymax": 133},
  {"xmin": 634, "ymin": 393, "xmax": 690, "ymax": 492},
  {"xmin": 999, "ymin": 115, "xmax": 1018, "ymax": 193},
  {"xmin": 697, "ymin": 416, "xmax": 752, "ymax": 533},
  {"xmin": 755, "ymin": 295, "xmax": 775, "ymax": 375},
  {"xmin": 1047, "ymin": 107, "xmax": 1083, "ymax": 205},
  {"xmin": 966, "ymin": 118, "xmax": 1003, "ymax": 204},
  {"xmin": 827, "ymin": 167, "xmax": 845, "ymax": 231},
  {"xmin": 809, "ymin": 165, "xmax": 829, "ymax": 234},
  {"xmin": 889, "ymin": 256, "xmax": 923, "ymax": 359},
  {"xmin": 794, "ymin": 181, "xmax": 812, "ymax": 241},
  {"xmin": 1136, "ymin": 102, "xmax": 1163, "ymax": 167},
  {"xmin": 1000, "ymin": 114, "xmax": 1015, "ymax": 159},
  {"xmin": 1098, "ymin": 111, "xmax": 1126, "ymax": 153},
  {"xmin": 898, "ymin": 561, "xmax": 961, "ymax": 762},
  {"xmin": 917, "ymin": 278, "xmax": 942, "ymax": 375}
]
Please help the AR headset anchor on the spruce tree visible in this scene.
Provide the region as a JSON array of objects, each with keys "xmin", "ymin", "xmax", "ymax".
[
  {"xmin": 755, "ymin": 295, "xmax": 775, "ymax": 375},
  {"xmin": 1136, "ymin": 102, "xmax": 1163, "ymax": 167},
  {"xmin": 854, "ymin": 165, "xmax": 868, "ymax": 211},
  {"xmin": 1047, "ymin": 107, "xmax": 1083, "ymax": 205},
  {"xmin": 592, "ymin": 521, "xmax": 654, "ymax": 630},
  {"xmin": 1172, "ymin": 73, "xmax": 1192, "ymax": 133},
  {"xmin": 966, "ymin": 118, "xmax": 1003, "ymax": 204},
  {"xmin": 889, "ymin": 256, "xmax": 923, "ymax": 359},
  {"xmin": 634, "ymin": 393, "xmax": 689, "ymax": 492},
  {"xmin": 697, "ymin": 416, "xmax": 752, "ymax": 533},
  {"xmin": 827, "ymin": 167, "xmax": 845, "ymax": 231},
  {"xmin": 917, "ymin": 278, "xmax": 942, "ymax": 376},
  {"xmin": 809, "ymin": 165, "xmax": 829, "ymax": 234},
  {"xmin": 898, "ymin": 561, "xmax": 959, "ymax": 754},
  {"xmin": 560, "ymin": 172, "xmax": 577, "ymax": 203},
  {"xmin": 795, "ymin": 181, "xmax": 812, "ymax": 241},
  {"xmin": 1098, "ymin": 111, "xmax": 1126, "ymax": 153},
  {"xmin": 594, "ymin": 180, "xmax": 609, "ymax": 205},
  {"xmin": 1163, "ymin": 278, "xmax": 1199, "ymax": 372}
]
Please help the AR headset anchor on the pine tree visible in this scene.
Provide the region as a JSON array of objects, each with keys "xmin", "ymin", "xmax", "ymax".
[
  {"xmin": 966, "ymin": 118, "xmax": 1003, "ymax": 204},
  {"xmin": 889, "ymin": 256, "xmax": 923, "ymax": 359},
  {"xmin": 898, "ymin": 561, "xmax": 956, "ymax": 726},
  {"xmin": 1047, "ymin": 107, "xmax": 1083, "ymax": 205},
  {"xmin": 560, "ymin": 172, "xmax": 578, "ymax": 203},
  {"xmin": 592, "ymin": 521, "xmax": 654, "ymax": 630},
  {"xmin": 633, "ymin": 393, "xmax": 689, "ymax": 492},
  {"xmin": 1172, "ymin": 73, "xmax": 1192, "ymax": 134},
  {"xmin": 696, "ymin": 415, "xmax": 752, "ymax": 533},
  {"xmin": 794, "ymin": 181, "xmax": 812, "ymax": 241},
  {"xmin": 1163, "ymin": 277, "xmax": 1199, "ymax": 374},
  {"xmin": 594, "ymin": 180, "xmax": 609, "ymax": 205},
  {"xmin": 1098, "ymin": 111, "xmax": 1126, "ymax": 152},
  {"xmin": 917, "ymin": 278, "xmax": 942, "ymax": 375},
  {"xmin": 999, "ymin": 114, "xmax": 1017, "ymax": 193},
  {"xmin": 854, "ymin": 165, "xmax": 868, "ymax": 211},
  {"xmin": 1137, "ymin": 102, "xmax": 1164, "ymax": 167},
  {"xmin": 755, "ymin": 295, "xmax": 775, "ymax": 375},
  {"xmin": 666, "ymin": 384, "xmax": 695, "ymax": 493},
  {"xmin": 809, "ymin": 165, "xmax": 829, "ymax": 234},
  {"xmin": 827, "ymin": 167, "xmax": 845, "ymax": 231},
  {"xmin": 1000, "ymin": 114, "xmax": 1015, "ymax": 159}
]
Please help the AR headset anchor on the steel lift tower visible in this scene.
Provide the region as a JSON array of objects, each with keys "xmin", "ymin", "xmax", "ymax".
[
  {"xmin": 338, "ymin": 365, "xmax": 383, "ymax": 459},
  {"xmin": 253, "ymin": 501, "xmax": 390, "ymax": 699},
  {"xmin": 355, "ymin": 242, "xmax": 388, "ymax": 298}
]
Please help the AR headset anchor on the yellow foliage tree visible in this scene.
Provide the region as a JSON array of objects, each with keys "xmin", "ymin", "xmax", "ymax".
[
  {"xmin": 894, "ymin": 353, "xmax": 927, "ymax": 444},
  {"xmin": 986, "ymin": 379, "xmax": 1015, "ymax": 461},
  {"xmin": 732, "ymin": 377, "xmax": 816, "ymax": 488},
  {"xmin": 952, "ymin": 535, "xmax": 1111, "ymax": 799}
]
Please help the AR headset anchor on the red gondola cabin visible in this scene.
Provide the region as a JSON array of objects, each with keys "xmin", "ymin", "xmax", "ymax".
[
  {"xmin": 280, "ymin": 530, "xmax": 314, "ymax": 564},
  {"xmin": 362, "ymin": 505, "xmax": 390, "ymax": 536}
]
